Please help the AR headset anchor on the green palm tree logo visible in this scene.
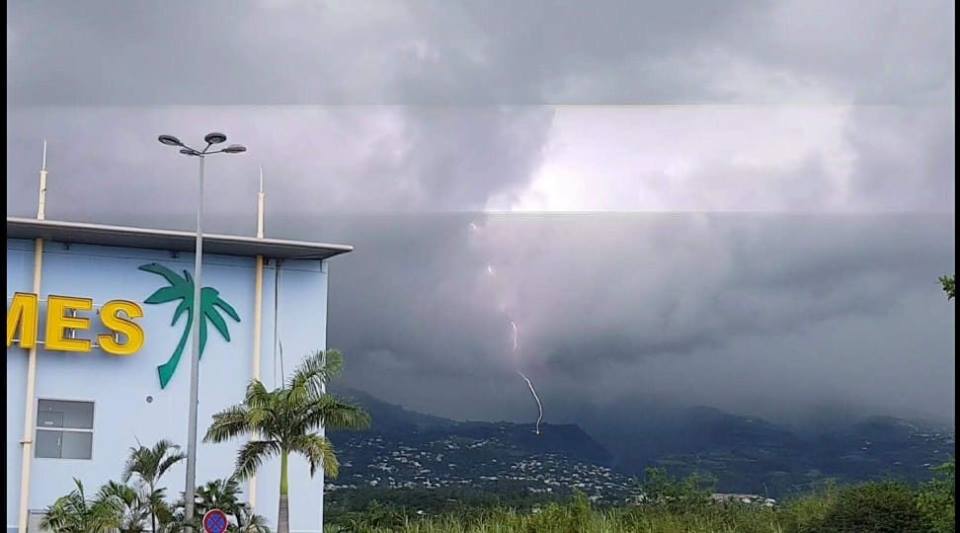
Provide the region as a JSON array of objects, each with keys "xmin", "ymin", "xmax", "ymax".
[{"xmin": 139, "ymin": 263, "xmax": 241, "ymax": 389}]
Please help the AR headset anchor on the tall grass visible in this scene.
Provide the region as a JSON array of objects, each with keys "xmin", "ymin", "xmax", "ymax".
[
  {"xmin": 328, "ymin": 478, "xmax": 952, "ymax": 533},
  {"xmin": 329, "ymin": 493, "xmax": 787, "ymax": 533}
]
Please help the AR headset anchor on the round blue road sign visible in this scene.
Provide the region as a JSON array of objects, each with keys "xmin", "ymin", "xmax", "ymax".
[{"xmin": 202, "ymin": 509, "xmax": 229, "ymax": 533}]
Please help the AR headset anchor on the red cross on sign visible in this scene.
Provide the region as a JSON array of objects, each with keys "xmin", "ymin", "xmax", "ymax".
[{"xmin": 202, "ymin": 509, "xmax": 229, "ymax": 533}]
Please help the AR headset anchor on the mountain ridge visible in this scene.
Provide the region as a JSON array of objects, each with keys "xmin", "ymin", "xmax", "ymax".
[{"xmin": 327, "ymin": 386, "xmax": 954, "ymax": 498}]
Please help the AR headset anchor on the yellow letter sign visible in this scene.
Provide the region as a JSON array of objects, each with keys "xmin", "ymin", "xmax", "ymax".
[
  {"xmin": 98, "ymin": 300, "xmax": 145, "ymax": 356},
  {"xmin": 6, "ymin": 293, "xmax": 39, "ymax": 348},
  {"xmin": 45, "ymin": 295, "xmax": 94, "ymax": 352},
  {"xmin": 6, "ymin": 293, "xmax": 145, "ymax": 355}
]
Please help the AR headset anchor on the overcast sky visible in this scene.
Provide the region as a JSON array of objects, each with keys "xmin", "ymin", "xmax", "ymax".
[{"xmin": 7, "ymin": 1, "xmax": 955, "ymax": 426}]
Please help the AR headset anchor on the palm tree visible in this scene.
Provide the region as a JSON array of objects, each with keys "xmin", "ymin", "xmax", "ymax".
[
  {"xmin": 204, "ymin": 349, "xmax": 371, "ymax": 533},
  {"xmin": 195, "ymin": 478, "xmax": 243, "ymax": 518},
  {"xmin": 193, "ymin": 477, "xmax": 271, "ymax": 532},
  {"xmin": 139, "ymin": 263, "xmax": 241, "ymax": 389},
  {"xmin": 122, "ymin": 439, "xmax": 186, "ymax": 533},
  {"xmin": 97, "ymin": 481, "xmax": 150, "ymax": 533},
  {"xmin": 40, "ymin": 479, "xmax": 123, "ymax": 533}
]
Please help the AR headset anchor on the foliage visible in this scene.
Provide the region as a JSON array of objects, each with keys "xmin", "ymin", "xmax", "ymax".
[
  {"xmin": 40, "ymin": 479, "xmax": 124, "ymax": 533},
  {"xmin": 97, "ymin": 481, "xmax": 150, "ymax": 533},
  {"xmin": 638, "ymin": 467, "xmax": 714, "ymax": 512},
  {"xmin": 122, "ymin": 439, "xmax": 185, "ymax": 533},
  {"xmin": 940, "ymin": 274, "xmax": 955, "ymax": 301},
  {"xmin": 41, "ymin": 438, "xmax": 263, "ymax": 533},
  {"xmin": 917, "ymin": 458, "xmax": 956, "ymax": 533},
  {"xmin": 41, "ymin": 476, "xmax": 266, "ymax": 533},
  {"xmin": 205, "ymin": 349, "xmax": 369, "ymax": 480},
  {"xmin": 326, "ymin": 495, "xmax": 783, "ymax": 533},
  {"xmin": 777, "ymin": 480, "xmax": 839, "ymax": 532},
  {"xmin": 205, "ymin": 349, "xmax": 370, "ymax": 533},
  {"xmin": 324, "ymin": 476, "xmax": 960, "ymax": 533},
  {"xmin": 182, "ymin": 477, "xmax": 272, "ymax": 532},
  {"xmin": 793, "ymin": 481, "xmax": 928, "ymax": 533}
]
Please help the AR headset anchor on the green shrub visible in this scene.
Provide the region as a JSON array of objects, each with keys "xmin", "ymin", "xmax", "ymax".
[
  {"xmin": 800, "ymin": 481, "xmax": 928, "ymax": 533},
  {"xmin": 917, "ymin": 459, "xmax": 955, "ymax": 533},
  {"xmin": 522, "ymin": 491, "xmax": 592, "ymax": 533},
  {"xmin": 639, "ymin": 467, "xmax": 714, "ymax": 512}
]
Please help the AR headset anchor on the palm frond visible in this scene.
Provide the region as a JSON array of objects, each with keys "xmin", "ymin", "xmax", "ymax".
[
  {"xmin": 122, "ymin": 446, "xmax": 146, "ymax": 483},
  {"xmin": 157, "ymin": 451, "xmax": 187, "ymax": 480},
  {"xmin": 152, "ymin": 439, "xmax": 181, "ymax": 458},
  {"xmin": 244, "ymin": 380, "xmax": 271, "ymax": 407},
  {"xmin": 289, "ymin": 434, "xmax": 340, "ymax": 478},
  {"xmin": 287, "ymin": 349, "xmax": 342, "ymax": 395},
  {"xmin": 204, "ymin": 405, "xmax": 254, "ymax": 443},
  {"xmin": 233, "ymin": 440, "xmax": 280, "ymax": 480},
  {"xmin": 303, "ymin": 394, "xmax": 372, "ymax": 432}
]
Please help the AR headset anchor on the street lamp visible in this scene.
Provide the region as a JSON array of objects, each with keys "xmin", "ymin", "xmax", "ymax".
[{"xmin": 158, "ymin": 132, "xmax": 246, "ymax": 530}]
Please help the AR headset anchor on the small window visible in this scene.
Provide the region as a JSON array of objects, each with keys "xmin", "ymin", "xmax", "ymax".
[{"xmin": 35, "ymin": 400, "xmax": 94, "ymax": 460}]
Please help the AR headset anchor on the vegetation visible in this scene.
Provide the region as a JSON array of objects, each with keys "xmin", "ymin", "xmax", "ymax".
[
  {"xmin": 940, "ymin": 274, "xmax": 955, "ymax": 301},
  {"xmin": 41, "ymin": 478, "xmax": 130, "ymax": 533},
  {"xmin": 205, "ymin": 349, "xmax": 371, "ymax": 533},
  {"xmin": 41, "ymin": 439, "xmax": 268, "ymax": 533},
  {"xmin": 122, "ymin": 438, "xmax": 185, "ymax": 532},
  {"xmin": 921, "ymin": 274, "xmax": 956, "ymax": 531},
  {"xmin": 324, "ymin": 474, "xmax": 956, "ymax": 533},
  {"xmin": 917, "ymin": 458, "xmax": 956, "ymax": 533}
]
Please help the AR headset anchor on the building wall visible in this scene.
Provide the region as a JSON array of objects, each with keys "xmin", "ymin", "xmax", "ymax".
[{"xmin": 6, "ymin": 238, "xmax": 329, "ymax": 532}]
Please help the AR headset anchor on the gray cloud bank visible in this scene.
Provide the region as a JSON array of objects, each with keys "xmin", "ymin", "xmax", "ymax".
[
  {"xmin": 6, "ymin": 1, "xmax": 955, "ymax": 427},
  {"xmin": 315, "ymin": 213, "xmax": 955, "ymax": 426},
  {"xmin": 7, "ymin": 0, "xmax": 954, "ymax": 105}
]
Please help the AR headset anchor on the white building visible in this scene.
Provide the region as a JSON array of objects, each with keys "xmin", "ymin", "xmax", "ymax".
[{"xmin": 6, "ymin": 216, "xmax": 353, "ymax": 532}]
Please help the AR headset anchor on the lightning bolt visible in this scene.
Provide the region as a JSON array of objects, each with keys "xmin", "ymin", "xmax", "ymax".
[
  {"xmin": 474, "ymin": 222, "xmax": 544, "ymax": 436},
  {"xmin": 517, "ymin": 371, "xmax": 543, "ymax": 436},
  {"xmin": 511, "ymin": 321, "xmax": 543, "ymax": 436}
]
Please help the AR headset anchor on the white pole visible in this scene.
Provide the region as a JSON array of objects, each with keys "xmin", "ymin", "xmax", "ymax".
[
  {"xmin": 257, "ymin": 166, "xmax": 265, "ymax": 239},
  {"xmin": 183, "ymin": 155, "xmax": 205, "ymax": 531},
  {"xmin": 18, "ymin": 140, "xmax": 48, "ymax": 533},
  {"xmin": 249, "ymin": 165, "xmax": 265, "ymax": 509},
  {"xmin": 38, "ymin": 140, "xmax": 48, "ymax": 220}
]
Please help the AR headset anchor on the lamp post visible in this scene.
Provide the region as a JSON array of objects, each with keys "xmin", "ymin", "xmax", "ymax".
[{"xmin": 158, "ymin": 133, "xmax": 246, "ymax": 530}]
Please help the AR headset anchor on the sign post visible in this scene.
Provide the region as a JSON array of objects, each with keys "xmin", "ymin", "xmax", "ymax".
[{"xmin": 202, "ymin": 509, "xmax": 229, "ymax": 533}]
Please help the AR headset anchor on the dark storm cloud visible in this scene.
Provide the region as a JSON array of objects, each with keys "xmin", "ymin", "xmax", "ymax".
[
  {"xmin": 5, "ymin": 0, "xmax": 955, "ymax": 426},
  {"xmin": 6, "ymin": 106, "xmax": 554, "ymax": 220},
  {"xmin": 7, "ymin": 0, "xmax": 954, "ymax": 105},
  {"xmin": 304, "ymin": 213, "xmax": 954, "ymax": 424}
]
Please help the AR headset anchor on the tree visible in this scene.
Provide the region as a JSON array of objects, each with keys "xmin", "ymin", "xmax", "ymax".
[
  {"xmin": 204, "ymin": 349, "xmax": 371, "ymax": 533},
  {"xmin": 140, "ymin": 263, "xmax": 241, "ymax": 389},
  {"xmin": 122, "ymin": 439, "xmax": 186, "ymax": 533},
  {"xmin": 810, "ymin": 481, "xmax": 926, "ymax": 533},
  {"xmin": 97, "ymin": 481, "xmax": 149, "ymax": 533},
  {"xmin": 921, "ymin": 273, "xmax": 956, "ymax": 531},
  {"xmin": 40, "ymin": 479, "xmax": 123, "ymax": 533},
  {"xmin": 940, "ymin": 274, "xmax": 955, "ymax": 301},
  {"xmin": 638, "ymin": 467, "xmax": 714, "ymax": 512},
  {"xmin": 193, "ymin": 477, "xmax": 271, "ymax": 532},
  {"xmin": 917, "ymin": 459, "xmax": 955, "ymax": 533}
]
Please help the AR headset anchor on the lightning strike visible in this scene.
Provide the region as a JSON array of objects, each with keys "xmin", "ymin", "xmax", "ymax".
[{"xmin": 511, "ymin": 320, "xmax": 543, "ymax": 436}]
